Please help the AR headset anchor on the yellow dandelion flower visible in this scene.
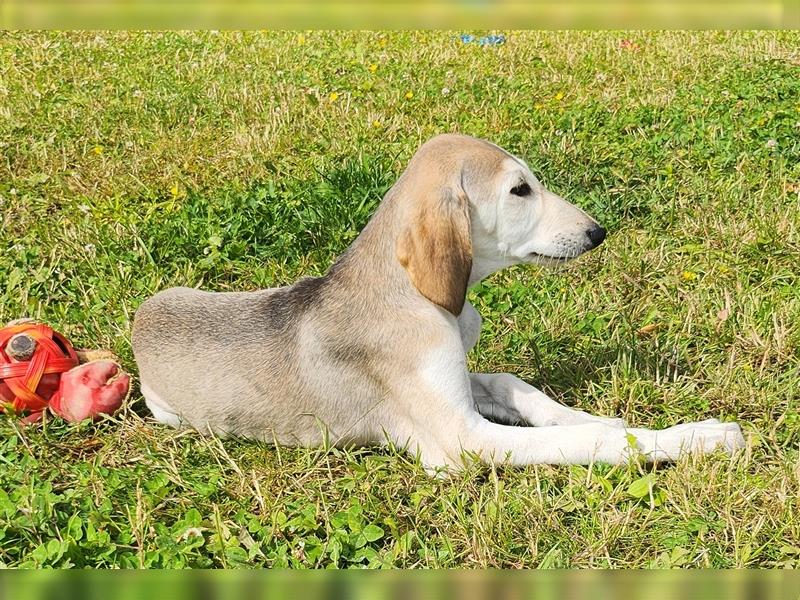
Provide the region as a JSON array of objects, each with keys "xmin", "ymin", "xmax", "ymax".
[
  {"xmin": 554, "ymin": 91, "xmax": 564, "ymax": 101},
  {"xmin": 297, "ymin": 34, "xmax": 306, "ymax": 45},
  {"xmin": 404, "ymin": 91, "xmax": 414, "ymax": 100},
  {"xmin": 329, "ymin": 92, "xmax": 339, "ymax": 102},
  {"xmin": 92, "ymin": 145, "xmax": 103, "ymax": 155},
  {"xmin": 681, "ymin": 270, "xmax": 698, "ymax": 281},
  {"xmin": 534, "ymin": 102, "xmax": 544, "ymax": 110},
  {"xmin": 371, "ymin": 120, "xmax": 381, "ymax": 128},
  {"xmin": 379, "ymin": 38, "xmax": 388, "ymax": 48},
  {"xmin": 368, "ymin": 63, "xmax": 378, "ymax": 73},
  {"xmin": 170, "ymin": 184, "xmax": 179, "ymax": 197}
]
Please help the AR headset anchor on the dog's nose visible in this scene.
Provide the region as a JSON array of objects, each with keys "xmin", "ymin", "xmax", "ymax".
[{"xmin": 585, "ymin": 225, "xmax": 606, "ymax": 248}]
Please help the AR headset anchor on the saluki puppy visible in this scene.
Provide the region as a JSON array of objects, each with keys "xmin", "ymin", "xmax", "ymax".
[{"xmin": 132, "ymin": 134, "xmax": 744, "ymax": 471}]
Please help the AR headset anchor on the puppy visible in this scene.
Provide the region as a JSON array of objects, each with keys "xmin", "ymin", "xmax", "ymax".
[{"xmin": 133, "ymin": 134, "xmax": 744, "ymax": 470}]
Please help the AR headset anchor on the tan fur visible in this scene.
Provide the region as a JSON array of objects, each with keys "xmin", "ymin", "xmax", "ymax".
[{"xmin": 396, "ymin": 185, "xmax": 472, "ymax": 316}]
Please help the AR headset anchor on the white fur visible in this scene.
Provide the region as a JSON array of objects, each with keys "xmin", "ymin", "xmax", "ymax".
[
  {"xmin": 469, "ymin": 157, "xmax": 601, "ymax": 273},
  {"xmin": 141, "ymin": 382, "xmax": 183, "ymax": 428}
]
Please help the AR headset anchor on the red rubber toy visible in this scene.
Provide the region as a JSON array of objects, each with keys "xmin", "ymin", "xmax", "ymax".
[
  {"xmin": 0, "ymin": 322, "xmax": 79, "ymax": 422},
  {"xmin": 0, "ymin": 321, "xmax": 130, "ymax": 423},
  {"xmin": 50, "ymin": 360, "xmax": 130, "ymax": 422}
]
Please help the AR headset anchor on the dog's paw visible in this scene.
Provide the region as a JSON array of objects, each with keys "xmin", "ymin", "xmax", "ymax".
[
  {"xmin": 679, "ymin": 421, "xmax": 745, "ymax": 455},
  {"xmin": 634, "ymin": 421, "xmax": 745, "ymax": 462}
]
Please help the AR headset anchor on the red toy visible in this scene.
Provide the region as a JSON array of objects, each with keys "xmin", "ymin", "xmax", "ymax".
[
  {"xmin": 50, "ymin": 360, "xmax": 130, "ymax": 422},
  {"xmin": 0, "ymin": 321, "xmax": 130, "ymax": 423}
]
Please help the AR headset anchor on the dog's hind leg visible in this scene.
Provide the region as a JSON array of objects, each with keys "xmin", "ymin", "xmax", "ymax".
[
  {"xmin": 469, "ymin": 373, "xmax": 626, "ymax": 428},
  {"xmin": 141, "ymin": 381, "xmax": 183, "ymax": 428}
]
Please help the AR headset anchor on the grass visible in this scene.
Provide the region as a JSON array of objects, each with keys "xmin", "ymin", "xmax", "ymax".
[{"xmin": 1, "ymin": 30, "xmax": 799, "ymax": 568}]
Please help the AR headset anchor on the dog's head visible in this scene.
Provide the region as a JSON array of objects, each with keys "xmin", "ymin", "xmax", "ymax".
[{"xmin": 396, "ymin": 134, "xmax": 605, "ymax": 316}]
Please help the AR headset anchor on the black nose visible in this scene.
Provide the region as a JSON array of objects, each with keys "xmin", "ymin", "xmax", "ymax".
[{"xmin": 586, "ymin": 225, "xmax": 606, "ymax": 248}]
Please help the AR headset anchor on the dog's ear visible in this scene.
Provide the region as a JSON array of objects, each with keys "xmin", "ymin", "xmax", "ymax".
[{"xmin": 397, "ymin": 185, "xmax": 472, "ymax": 316}]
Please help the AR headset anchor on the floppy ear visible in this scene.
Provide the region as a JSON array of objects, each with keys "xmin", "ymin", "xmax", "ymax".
[{"xmin": 396, "ymin": 185, "xmax": 472, "ymax": 316}]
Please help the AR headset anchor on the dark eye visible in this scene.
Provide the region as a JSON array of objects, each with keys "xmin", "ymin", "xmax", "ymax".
[{"xmin": 510, "ymin": 182, "xmax": 531, "ymax": 197}]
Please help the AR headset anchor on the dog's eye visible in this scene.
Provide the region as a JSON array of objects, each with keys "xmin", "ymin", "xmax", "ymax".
[{"xmin": 510, "ymin": 182, "xmax": 531, "ymax": 197}]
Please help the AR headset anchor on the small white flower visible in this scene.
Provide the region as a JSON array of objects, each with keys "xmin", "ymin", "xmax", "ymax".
[
  {"xmin": 766, "ymin": 139, "xmax": 778, "ymax": 149},
  {"xmin": 84, "ymin": 243, "xmax": 96, "ymax": 253},
  {"xmin": 441, "ymin": 87, "xmax": 450, "ymax": 96},
  {"xmin": 177, "ymin": 527, "xmax": 204, "ymax": 542},
  {"xmin": 595, "ymin": 72, "xmax": 607, "ymax": 82},
  {"xmin": 78, "ymin": 204, "xmax": 91, "ymax": 213}
]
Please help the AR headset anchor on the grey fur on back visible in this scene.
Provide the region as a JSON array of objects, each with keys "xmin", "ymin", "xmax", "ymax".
[{"xmin": 133, "ymin": 174, "xmax": 420, "ymax": 445}]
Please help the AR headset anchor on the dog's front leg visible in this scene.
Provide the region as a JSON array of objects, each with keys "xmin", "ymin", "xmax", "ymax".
[
  {"xmin": 389, "ymin": 401, "xmax": 745, "ymax": 471},
  {"xmin": 406, "ymin": 365, "xmax": 739, "ymax": 469},
  {"xmin": 469, "ymin": 373, "xmax": 625, "ymax": 427},
  {"xmin": 394, "ymin": 378, "xmax": 745, "ymax": 471},
  {"xmin": 391, "ymin": 337, "xmax": 744, "ymax": 471},
  {"xmin": 400, "ymin": 396, "xmax": 633, "ymax": 468},
  {"xmin": 449, "ymin": 417, "xmax": 745, "ymax": 468},
  {"xmin": 470, "ymin": 378, "xmax": 525, "ymax": 425}
]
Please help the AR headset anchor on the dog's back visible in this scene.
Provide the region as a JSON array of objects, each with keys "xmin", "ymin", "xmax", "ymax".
[{"xmin": 132, "ymin": 279, "xmax": 387, "ymax": 445}]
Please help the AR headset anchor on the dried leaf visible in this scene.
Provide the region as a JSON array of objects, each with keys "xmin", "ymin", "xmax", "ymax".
[{"xmin": 636, "ymin": 323, "xmax": 659, "ymax": 337}]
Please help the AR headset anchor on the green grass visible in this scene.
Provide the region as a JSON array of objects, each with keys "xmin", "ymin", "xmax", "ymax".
[{"xmin": 1, "ymin": 31, "xmax": 799, "ymax": 568}]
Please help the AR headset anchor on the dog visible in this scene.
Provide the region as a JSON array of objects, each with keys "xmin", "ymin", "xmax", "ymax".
[{"xmin": 132, "ymin": 134, "xmax": 745, "ymax": 471}]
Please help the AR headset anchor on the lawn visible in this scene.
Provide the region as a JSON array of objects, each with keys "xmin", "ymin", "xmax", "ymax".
[{"xmin": 0, "ymin": 31, "xmax": 799, "ymax": 568}]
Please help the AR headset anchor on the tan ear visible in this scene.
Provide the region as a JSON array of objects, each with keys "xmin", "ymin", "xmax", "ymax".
[{"xmin": 397, "ymin": 186, "xmax": 472, "ymax": 316}]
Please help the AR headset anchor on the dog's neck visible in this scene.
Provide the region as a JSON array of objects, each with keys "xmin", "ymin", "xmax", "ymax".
[
  {"xmin": 326, "ymin": 189, "xmax": 409, "ymax": 287},
  {"xmin": 329, "ymin": 196, "xmax": 511, "ymax": 317},
  {"xmin": 467, "ymin": 256, "xmax": 513, "ymax": 288}
]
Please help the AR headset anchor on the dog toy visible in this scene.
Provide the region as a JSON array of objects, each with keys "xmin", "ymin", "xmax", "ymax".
[{"xmin": 0, "ymin": 321, "xmax": 130, "ymax": 423}]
